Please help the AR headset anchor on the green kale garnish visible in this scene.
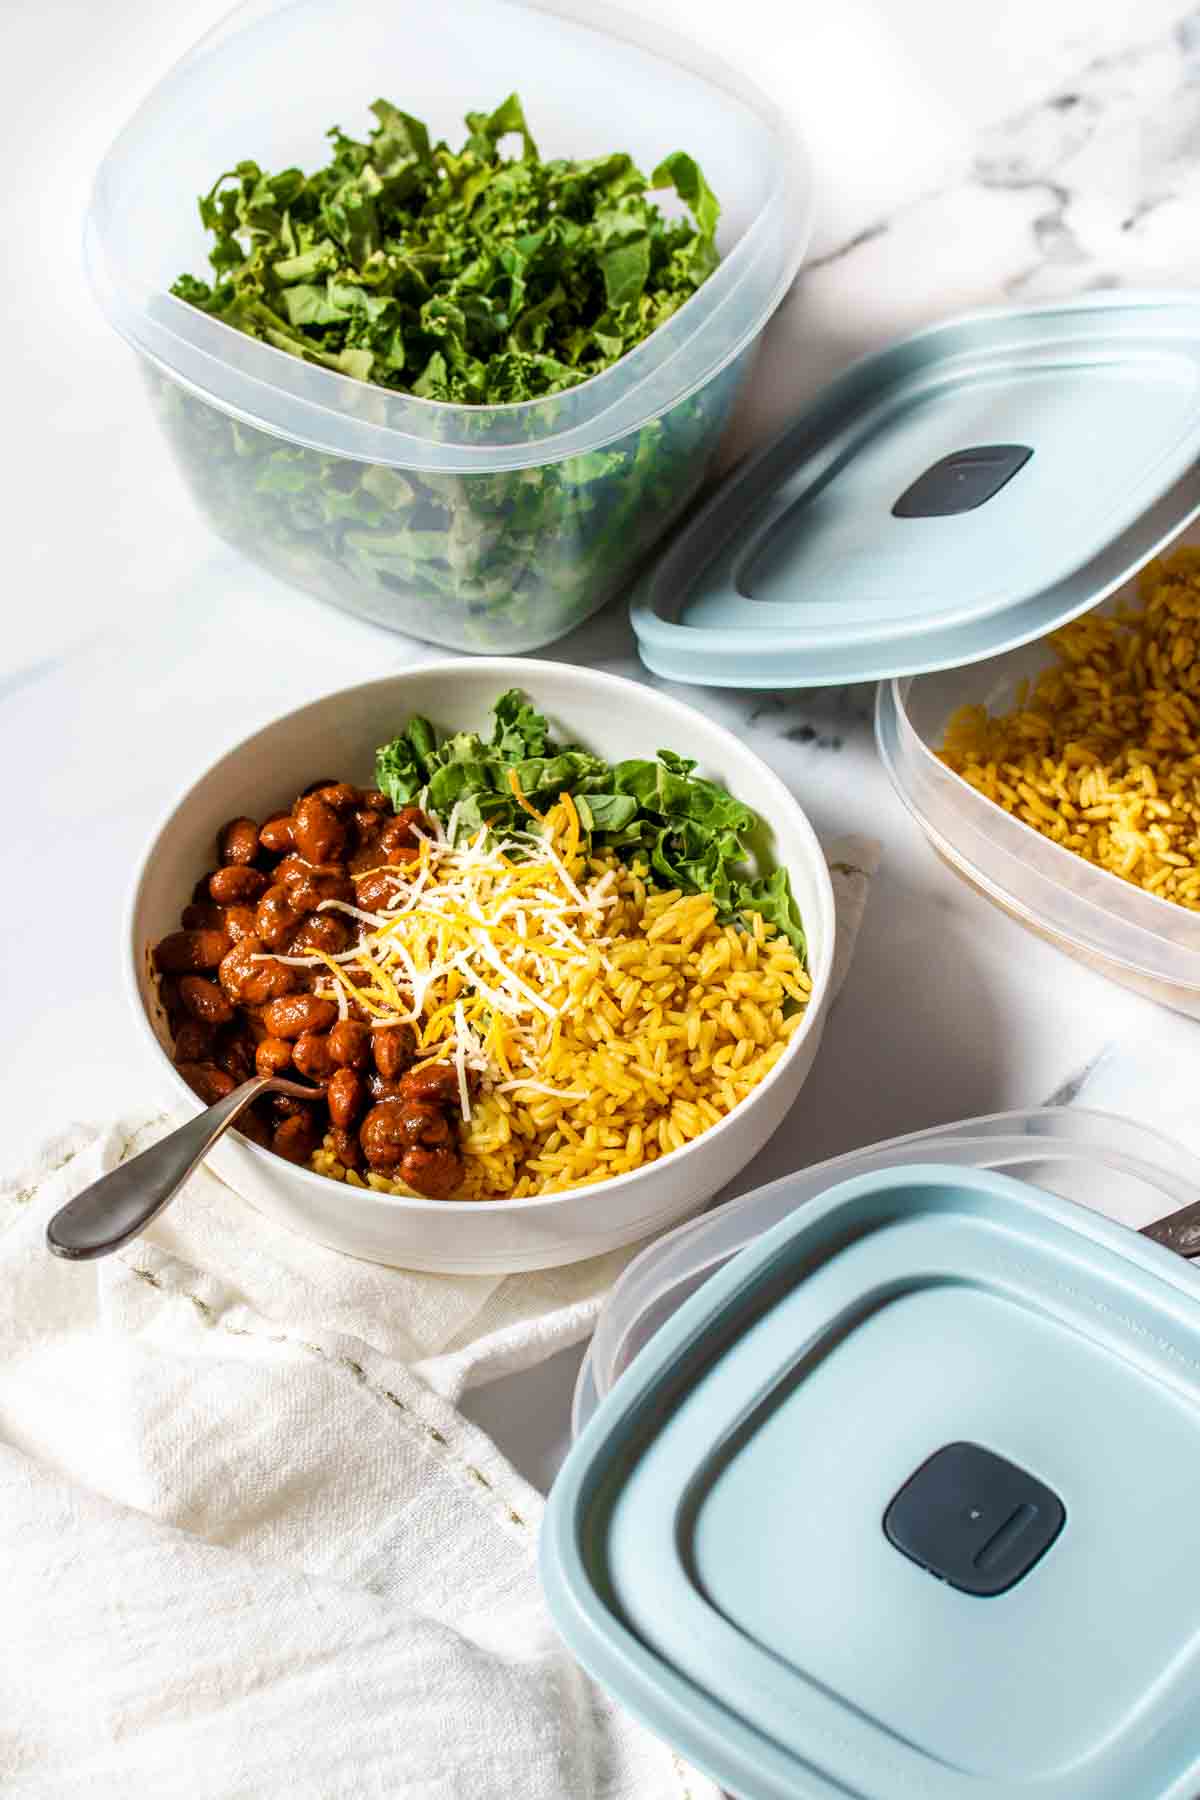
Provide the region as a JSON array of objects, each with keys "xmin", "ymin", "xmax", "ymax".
[
  {"xmin": 171, "ymin": 94, "xmax": 720, "ymax": 404},
  {"xmin": 375, "ymin": 690, "xmax": 807, "ymax": 960}
]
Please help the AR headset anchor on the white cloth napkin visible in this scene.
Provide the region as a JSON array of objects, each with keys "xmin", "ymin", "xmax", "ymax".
[{"xmin": 0, "ymin": 841, "xmax": 877, "ymax": 1800}]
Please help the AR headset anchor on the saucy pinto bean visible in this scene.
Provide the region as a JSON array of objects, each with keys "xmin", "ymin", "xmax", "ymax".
[
  {"xmin": 255, "ymin": 883, "xmax": 306, "ymax": 948},
  {"xmin": 354, "ymin": 868, "xmax": 404, "ymax": 912},
  {"xmin": 394, "ymin": 1101, "xmax": 453, "ymax": 1148},
  {"xmin": 273, "ymin": 1113, "xmax": 318, "ymax": 1164},
  {"xmin": 155, "ymin": 928, "xmax": 229, "ymax": 974},
  {"xmin": 328, "ymin": 1020, "xmax": 371, "ymax": 1069},
  {"xmin": 272, "ymin": 1091, "xmax": 315, "ymax": 1119},
  {"xmin": 181, "ymin": 900, "xmax": 225, "ymax": 932},
  {"xmin": 213, "ymin": 1027, "xmax": 255, "ymax": 1083},
  {"xmin": 157, "ymin": 782, "xmax": 471, "ymax": 1189},
  {"xmin": 218, "ymin": 935, "xmax": 298, "ymax": 1005},
  {"xmin": 292, "ymin": 795, "xmax": 346, "ymax": 864},
  {"xmin": 218, "ymin": 817, "xmax": 261, "ymax": 866},
  {"xmin": 381, "ymin": 807, "xmax": 429, "ymax": 853},
  {"xmin": 399, "ymin": 1145, "xmax": 462, "ymax": 1199},
  {"xmin": 348, "ymin": 839, "xmax": 385, "ymax": 876},
  {"xmin": 341, "ymin": 964, "xmax": 379, "ymax": 992},
  {"xmin": 327, "ymin": 1066, "xmax": 365, "ymax": 1128},
  {"xmin": 209, "ymin": 864, "xmax": 268, "ymax": 904},
  {"xmin": 222, "ymin": 905, "xmax": 259, "ymax": 944},
  {"xmin": 397, "ymin": 1062, "xmax": 463, "ymax": 1108},
  {"xmin": 382, "ymin": 819, "xmax": 424, "ymax": 865},
  {"xmin": 292, "ymin": 1030, "xmax": 335, "ymax": 1083},
  {"xmin": 172, "ymin": 1018, "xmax": 214, "ymax": 1063},
  {"xmin": 255, "ymin": 1036, "xmax": 294, "ymax": 1078},
  {"xmin": 329, "ymin": 1125, "xmax": 364, "ymax": 1170},
  {"xmin": 179, "ymin": 976, "xmax": 234, "ymax": 1025},
  {"xmin": 177, "ymin": 1061, "xmax": 237, "ymax": 1105},
  {"xmin": 259, "ymin": 812, "xmax": 295, "ymax": 855},
  {"xmin": 359, "ymin": 1093, "xmax": 462, "ymax": 1185},
  {"xmin": 372, "ymin": 1024, "xmax": 416, "ymax": 1082},
  {"xmin": 359, "ymin": 1100, "xmax": 413, "ymax": 1170},
  {"xmin": 262, "ymin": 994, "xmax": 338, "ymax": 1039},
  {"xmin": 366, "ymin": 1073, "xmax": 408, "ymax": 1104},
  {"xmin": 287, "ymin": 914, "xmax": 350, "ymax": 955},
  {"xmin": 277, "ymin": 857, "xmax": 353, "ymax": 911},
  {"xmin": 158, "ymin": 974, "xmax": 185, "ymax": 1028},
  {"xmin": 311, "ymin": 782, "xmax": 361, "ymax": 815},
  {"xmin": 240, "ymin": 1006, "xmax": 270, "ymax": 1047},
  {"xmin": 236, "ymin": 1106, "xmax": 272, "ymax": 1148}
]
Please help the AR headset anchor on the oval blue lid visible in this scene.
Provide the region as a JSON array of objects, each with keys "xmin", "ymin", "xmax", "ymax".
[
  {"xmin": 542, "ymin": 1162, "xmax": 1200, "ymax": 1799},
  {"xmin": 631, "ymin": 292, "xmax": 1200, "ymax": 687}
]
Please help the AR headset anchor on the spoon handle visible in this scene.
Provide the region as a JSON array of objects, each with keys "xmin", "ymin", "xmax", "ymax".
[
  {"xmin": 45, "ymin": 1075, "xmax": 275, "ymax": 1261},
  {"xmin": 1140, "ymin": 1195, "xmax": 1200, "ymax": 1261}
]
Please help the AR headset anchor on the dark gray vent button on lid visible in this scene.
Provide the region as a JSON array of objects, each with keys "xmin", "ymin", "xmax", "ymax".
[
  {"xmin": 884, "ymin": 1441, "xmax": 1065, "ymax": 1596},
  {"xmin": 892, "ymin": 445, "xmax": 1034, "ymax": 517}
]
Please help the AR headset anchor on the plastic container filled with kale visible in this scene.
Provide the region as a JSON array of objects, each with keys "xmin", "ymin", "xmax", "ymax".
[{"xmin": 85, "ymin": 0, "xmax": 812, "ymax": 652}]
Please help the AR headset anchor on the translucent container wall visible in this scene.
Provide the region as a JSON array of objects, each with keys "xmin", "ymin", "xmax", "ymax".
[
  {"xmin": 88, "ymin": 0, "xmax": 812, "ymax": 650},
  {"xmin": 574, "ymin": 1108, "xmax": 1200, "ymax": 1434},
  {"xmin": 877, "ymin": 545, "xmax": 1200, "ymax": 1017}
]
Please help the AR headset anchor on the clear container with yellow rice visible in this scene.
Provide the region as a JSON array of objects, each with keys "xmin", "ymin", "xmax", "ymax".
[
  {"xmin": 878, "ymin": 545, "xmax": 1200, "ymax": 1020},
  {"xmin": 938, "ymin": 552, "xmax": 1200, "ymax": 912}
]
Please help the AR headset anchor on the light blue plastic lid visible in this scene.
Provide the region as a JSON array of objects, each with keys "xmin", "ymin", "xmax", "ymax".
[
  {"xmin": 631, "ymin": 292, "xmax": 1200, "ymax": 686},
  {"xmin": 542, "ymin": 1162, "xmax": 1200, "ymax": 1799}
]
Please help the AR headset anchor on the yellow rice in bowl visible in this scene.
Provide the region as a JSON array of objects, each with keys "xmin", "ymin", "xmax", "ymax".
[
  {"xmin": 939, "ymin": 551, "xmax": 1200, "ymax": 911},
  {"xmin": 309, "ymin": 802, "xmax": 810, "ymax": 1200}
]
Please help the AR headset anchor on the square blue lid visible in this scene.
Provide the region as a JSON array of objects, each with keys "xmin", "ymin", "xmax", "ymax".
[
  {"xmin": 631, "ymin": 293, "xmax": 1200, "ymax": 687},
  {"xmin": 543, "ymin": 1163, "xmax": 1200, "ymax": 1798}
]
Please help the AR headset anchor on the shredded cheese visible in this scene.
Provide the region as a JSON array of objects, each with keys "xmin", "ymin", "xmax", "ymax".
[
  {"xmin": 256, "ymin": 806, "xmax": 633, "ymax": 1109},
  {"xmin": 495, "ymin": 1080, "xmax": 589, "ymax": 1100},
  {"xmin": 453, "ymin": 999, "xmax": 472, "ymax": 1120},
  {"xmin": 507, "ymin": 767, "xmax": 545, "ymax": 821}
]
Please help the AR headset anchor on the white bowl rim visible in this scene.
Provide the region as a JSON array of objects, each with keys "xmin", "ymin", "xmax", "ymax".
[{"xmin": 126, "ymin": 657, "xmax": 837, "ymax": 1216}]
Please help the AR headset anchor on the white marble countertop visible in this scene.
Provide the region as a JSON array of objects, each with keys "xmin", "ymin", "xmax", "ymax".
[{"xmin": 7, "ymin": 0, "xmax": 1200, "ymax": 1489}]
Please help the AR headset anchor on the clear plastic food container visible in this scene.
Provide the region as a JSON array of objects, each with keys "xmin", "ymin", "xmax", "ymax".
[
  {"xmin": 573, "ymin": 1106, "xmax": 1200, "ymax": 1434},
  {"xmin": 86, "ymin": 0, "xmax": 811, "ymax": 652},
  {"xmin": 551, "ymin": 1106, "xmax": 1200, "ymax": 1799},
  {"xmin": 619, "ymin": 293, "xmax": 1200, "ymax": 1013},
  {"xmin": 877, "ymin": 545, "xmax": 1200, "ymax": 1019}
]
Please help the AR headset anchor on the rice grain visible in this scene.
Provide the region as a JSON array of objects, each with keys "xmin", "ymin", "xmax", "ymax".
[
  {"xmin": 938, "ymin": 551, "xmax": 1200, "ymax": 911},
  {"xmin": 311, "ymin": 831, "xmax": 809, "ymax": 1200}
]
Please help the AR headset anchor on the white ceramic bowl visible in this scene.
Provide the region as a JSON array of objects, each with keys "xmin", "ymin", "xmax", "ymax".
[{"xmin": 128, "ymin": 659, "xmax": 836, "ymax": 1272}]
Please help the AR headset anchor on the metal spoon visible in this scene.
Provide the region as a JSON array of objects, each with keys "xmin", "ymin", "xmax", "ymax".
[
  {"xmin": 1140, "ymin": 1197, "xmax": 1200, "ymax": 1261},
  {"xmin": 49, "ymin": 1088, "xmax": 1200, "ymax": 1266},
  {"xmin": 45, "ymin": 1075, "xmax": 318, "ymax": 1261}
]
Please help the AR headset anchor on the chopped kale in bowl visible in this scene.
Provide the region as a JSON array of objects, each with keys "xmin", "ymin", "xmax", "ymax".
[
  {"xmin": 171, "ymin": 93, "xmax": 721, "ymax": 404},
  {"xmin": 151, "ymin": 94, "xmax": 744, "ymax": 650}
]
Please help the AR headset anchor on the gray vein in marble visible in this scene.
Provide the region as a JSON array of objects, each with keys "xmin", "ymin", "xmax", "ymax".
[
  {"xmin": 968, "ymin": 6, "xmax": 1200, "ymax": 296},
  {"xmin": 0, "ymin": 649, "xmax": 88, "ymax": 704},
  {"xmin": 804, "ymin": 223, "xmax": 890, "ymax": 273},
  {"xmin": 786, "ymin": 726, "xmax": 843, "ymax": 749},
  {"xmin": 792, "ymin": 4, "xmax": 1200, "ymax": 312},
  {"xmin": 742, "ymin": 686, "xmax": 875, "ymax": 738},
  {"xmin": 1040, "ymin": 1043, "xmax": 1115, "ymax": 1107}
]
